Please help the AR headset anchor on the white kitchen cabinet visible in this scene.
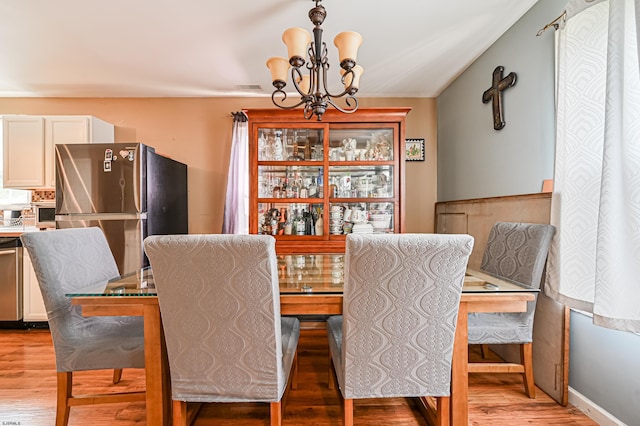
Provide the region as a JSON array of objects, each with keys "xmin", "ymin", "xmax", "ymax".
[
  {"xmin": 22, "ymin": 246, "xmax": 47, "ymax": 322},
  {"xmin": 1, "ymin": 115, "xmax": 46, "ymax": 188},
  {"xmin": 2, "ymin": 115, "xmax": 114, "ymax": 189}
]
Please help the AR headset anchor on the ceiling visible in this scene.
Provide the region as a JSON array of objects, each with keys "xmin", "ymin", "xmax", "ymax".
[{"xmin": 0, "ymin": 0, "xmax": 539, "ymax": 99}]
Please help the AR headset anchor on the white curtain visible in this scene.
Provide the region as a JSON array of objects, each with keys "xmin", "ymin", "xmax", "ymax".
[
  {"xmin": 222, "ymin": 112, "xmax": 249, "ymax": 234},
  {"xmin": 547, "ymin": 0, "xmax": 640, "ymax": 333}
]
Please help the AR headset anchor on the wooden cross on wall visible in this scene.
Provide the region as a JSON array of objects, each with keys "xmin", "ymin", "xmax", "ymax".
[{"xmin": 482, "ymin": 66, "xmax": 517, "ymax": 130}]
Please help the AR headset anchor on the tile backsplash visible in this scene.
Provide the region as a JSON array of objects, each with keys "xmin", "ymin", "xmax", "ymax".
[{"xmin": 31, "ymin": 190, "xmax": 55, "ymax": 203}]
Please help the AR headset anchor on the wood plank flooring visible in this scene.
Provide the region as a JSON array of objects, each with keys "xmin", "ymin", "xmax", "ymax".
[{"xmin": 0, "ymin": 328, "xmax": 596, "ymax": 425}]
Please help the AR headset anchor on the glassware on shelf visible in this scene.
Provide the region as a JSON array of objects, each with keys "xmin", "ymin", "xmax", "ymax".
[
  {"xmin": 258, "ymin": 203, "xmax": 324, "ymax": 236},
  {"xmin": 287, "ymin": 143, "xmax": 305, "ymax": 161}
]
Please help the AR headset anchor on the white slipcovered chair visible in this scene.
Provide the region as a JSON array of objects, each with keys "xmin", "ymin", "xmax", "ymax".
[
  {"xmin": 20, "ymin": 228, "xmax": 145, "ymax": 426},
  {"xmin": 144, "ymin": 234, "xmax": 300, "ymax": 426},
  {"xmin": 327, "ymin": 233, "xmax": 474, "ymax": 426},
  {"xmin": 468, "ymin": 222, "xmax": 556, "ymax": 397}
]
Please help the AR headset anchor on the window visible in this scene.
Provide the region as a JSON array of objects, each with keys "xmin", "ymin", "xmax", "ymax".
[{"xmin": 0, "ymin": 143, "xmax": 31, "ymax": 206}]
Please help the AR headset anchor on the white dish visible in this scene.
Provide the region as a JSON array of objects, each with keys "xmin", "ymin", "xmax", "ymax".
[
  {"xmin": 351, "ymin": 223, "xmax": 374, "ymax": 234},
  {"xmin": 369, "ymin": 214, "xmax": 391, "ymax": 229}
]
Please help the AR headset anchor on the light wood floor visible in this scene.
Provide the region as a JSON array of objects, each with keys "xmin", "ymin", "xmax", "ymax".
[{"xmin": 0, "ymin": 327, "xmax": 596, "ymax": 425}]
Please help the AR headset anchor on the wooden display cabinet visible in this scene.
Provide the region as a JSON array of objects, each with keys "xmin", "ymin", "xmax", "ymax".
[{"xmin": 246, "ymin": 108, "xmax": 410, "ymax": 254}]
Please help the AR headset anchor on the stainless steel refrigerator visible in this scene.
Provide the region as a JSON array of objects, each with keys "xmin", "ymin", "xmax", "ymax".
[{"xmin": 55, "ymin": 143, "xmax": 188, "ymax": 274}]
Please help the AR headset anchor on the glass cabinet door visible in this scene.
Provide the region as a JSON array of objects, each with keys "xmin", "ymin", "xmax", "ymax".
[
  {"xmin": 327, "ymin": 201, "xmax": 395, "ymax": 235},
  {"xmin": 258, "ymin": 202, "xmax": 324, "ymax": 236},
  {"xmin": 326, "ymin": 126, "xmax": 397, "ymax": 236},
  {"xmin": 328, "ymin": 128, "xmax": 394, "ymax": 161},
  {"xmin": 327, "ymin": 165, "xmax": 393, "ymax": 198},
  {"xmin": 258, "ymin": 166, "xmax": 324, "ymax": 199},
  {"xmin": 258, "ymin": 127, "xmax": 324, "ymax": 161}
]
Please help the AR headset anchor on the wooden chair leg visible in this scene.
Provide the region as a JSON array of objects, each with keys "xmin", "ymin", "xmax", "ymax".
[
  {"xmin": 480, "ymin": 344, "xmax": 490, "ymax": 359},
  {"xmin": 173, "ymin": 400, "xmax": 188, "ymax": 426},
  {"xmin": 521, "ymin": 343, "xmax": 536, "ymax": 398},
  {"xmin": 270, "ymin": 401, "xmax": 283, "ymax": 426},
  {"xmin": 328, "ymin": 354, "xmax": 336, "ymax": 390},
  {"xmin": 437, "ymin": 396, "xmax": 450, "ymax": 426},
  {"xmin": 56, "ymin": 372, "xmax": 72, "ymax": 426},
  {"xmin": 112, "ymin": 368, "xmax": 123, "ymax": 384},
  {"xmin": 291, "ymin": 350, "xmax": 298, "ymax": 390},
  {"xmin": 343, "ymin": 398, "xmax": 354, "ymax": 426}
]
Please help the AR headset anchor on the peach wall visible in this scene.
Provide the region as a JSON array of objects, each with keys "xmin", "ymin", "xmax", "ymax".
[{"xmin": 0, "ymin": 97, "xmax": 436, "ymax": 234}]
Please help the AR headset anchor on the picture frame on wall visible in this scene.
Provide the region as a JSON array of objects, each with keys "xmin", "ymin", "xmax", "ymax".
[{"xmin": 405, "ymin": 138, "xmax": 425, "ymax": 161}]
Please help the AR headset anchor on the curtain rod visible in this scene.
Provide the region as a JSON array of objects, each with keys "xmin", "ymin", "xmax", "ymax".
[
  {"xmin": 231, "ymin": 111, "xmax": 248, "ymax": 122},
  {"xmin": 536, "ymin": 11, "xmax": 567, "ymax": 36}
]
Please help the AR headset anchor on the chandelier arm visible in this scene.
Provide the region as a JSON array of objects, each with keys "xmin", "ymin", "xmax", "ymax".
[
  {"xmin": 325, "ymin": 96, "xmax": 359, "ymax": 114},
  {"xmin": 319, "ymin": 62, "xmax": 358, "ymax": 99},
  {"xmin": 303, "ymin": 103, "xmax": 315, "ymax": 120},
  {"xmin": 290, "ymin": 67, "xmax": 309, "ymax": 96},
  {"xmin": 271, "ymin": 89, "xmax": 310, "ymax": 110}
]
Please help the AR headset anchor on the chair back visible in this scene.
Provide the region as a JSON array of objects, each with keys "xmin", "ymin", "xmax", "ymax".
[
  {"xmin": 144, "ymin": 234, "xmax": 287, "ymax": 402},
  {"xmin": 340, "ymin": 233, "xmax": 474, "ymax": 399},
  {"xmin": 481, "ymin": 222, "xmax": 556, "ymax": 290},
  {"xmin": 470, "ymin": 222, "xmax": 556, "ymax": 344},
  {"xmin": 20, "ymin": 227, "xmax": 144, "ymax": 372}
]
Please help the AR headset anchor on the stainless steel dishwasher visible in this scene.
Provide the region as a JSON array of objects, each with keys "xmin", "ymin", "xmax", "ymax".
[{"xmin": 0, "ymin": 237, "xmax": 23, "ymax": 322}]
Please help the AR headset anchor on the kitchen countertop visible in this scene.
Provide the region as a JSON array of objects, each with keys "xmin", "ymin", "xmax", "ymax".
[{"xmin": 0, "ymin": 226, "xmax": 42, "ymax": 237}]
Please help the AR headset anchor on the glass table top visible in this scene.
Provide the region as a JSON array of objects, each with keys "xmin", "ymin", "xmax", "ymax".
[{"xmin": 66, "ymin": 255, "xmax": 538, "ymax": 297}]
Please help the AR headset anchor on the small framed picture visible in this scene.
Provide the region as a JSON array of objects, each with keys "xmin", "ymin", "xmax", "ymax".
[
  {"xmin": 405, "ymin": 138, "xmax": 425, "ymax": 161},
  {"xmin": 103, "ymin": 160, "xmax": 112, "ymax": 172}
]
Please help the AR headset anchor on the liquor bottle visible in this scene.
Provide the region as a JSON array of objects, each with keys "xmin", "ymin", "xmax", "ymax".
[
  {"xmin": 307, "ymin": 177, "xmax": 317, "ymax": 198},
  {"xmin": 317, "ymin": 168, "xmax": 324, "ymax": 198},
  {"xmin": 272, "ymin": 177, "xmax": 281, "ymax": 198},
  {"xmin": 315, "ymin": 212, "xmax": 323, "ymax": 236},
  {"xmin": 290, "ymin": 175, "xmax": 300, "ymax": 198},
  {"xmin": 278, "ymin": 207, "xmax": 287, "ymax": 235},
  {"xmin": 283, "ymin": 177, "xmax": 293, "ymax": 198},
  {"xmin": 284, "ymin": 209, "xmax": 293, "ymax": 235},
  {"xmin": 294, "ymin": 210, "xmax": 306, "ymax": 235},
  {"xmin": 303, "ymin": 210, "xmax": 312, "ymax": 235},
  {"xmin": 328, "ymin": 176, "xmax": 338, "ymax": 198},
  {"xmin": 299, "ymin": 176, "xmax": 309, "ymax": 198},
  {"xmin": 273, "ymin": 131, "xmax": 284, "ymax": 160}
]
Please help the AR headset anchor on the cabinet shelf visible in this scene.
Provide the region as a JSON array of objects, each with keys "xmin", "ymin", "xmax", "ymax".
[{"xmin": 247, "ymin": 108, "xmax": 410, "ymax": 254}]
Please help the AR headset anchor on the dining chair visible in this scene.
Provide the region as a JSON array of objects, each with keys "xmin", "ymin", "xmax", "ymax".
[
  {"xmin": 326, "ymin": 233, "xmax": 474, "ymax": 426},
  {"xmin": 20, "ymin": 228, "xmax": 145, "ymax": 426},
  {"xmin": 144, "ymin": 234, "xmax": 300, "ymax": 426},
  {"xmin": 467, "ymin": 221, "xmax": 556, "ymax": 398}
]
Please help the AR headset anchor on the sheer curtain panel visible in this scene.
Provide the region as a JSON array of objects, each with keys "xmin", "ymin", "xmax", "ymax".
[
  {"xmin": 222, "ymin": 112, "xmax": 249, "ymax": 234},
  {"xmin": 547, "ymin": 0, "xmax": 640, "ymax": 333}
]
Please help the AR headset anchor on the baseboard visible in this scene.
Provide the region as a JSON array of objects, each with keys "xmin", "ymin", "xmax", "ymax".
[{"xmin": 568, "ymin": 387, "xmax": 627, "ymax": 426}]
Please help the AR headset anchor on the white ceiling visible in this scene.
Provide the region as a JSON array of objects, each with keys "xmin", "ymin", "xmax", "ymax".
[{"xmin": 0, "ymin": 0, "xmax": 539, "ymax": 99}]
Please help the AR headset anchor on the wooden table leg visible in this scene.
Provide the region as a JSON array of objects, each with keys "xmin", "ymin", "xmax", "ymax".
[
  {"xmin": 450, "ymin": 302, "xmax": 468, "ymax": 426},
  {"xmin": 143, "ymin": 304, "xmax": 171, "ymax": 426}
]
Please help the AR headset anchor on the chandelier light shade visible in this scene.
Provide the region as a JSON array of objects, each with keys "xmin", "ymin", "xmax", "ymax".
[
  {"xmin": 333, "ymin": 31, "xmax": 363, "ymax": 68},
  {"xmin": 266, "ymin": 0, "xmax": 363, "ymax": 121},
  {"xmin": 282, "ymin": 28, "xmax": 312, "ymax": 61},
  {"xmin": 266, "ymin": 57, "xmax": 290, "ymax": 84}
]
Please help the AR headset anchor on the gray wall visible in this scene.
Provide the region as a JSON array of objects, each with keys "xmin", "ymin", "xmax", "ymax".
[
  {"xmin": 437, "ymin": 1, "xmax": 556, "ymax": 202},
  {"xmin": 436, "ymin": 0, "xmax": 640, "ymax": 424}
]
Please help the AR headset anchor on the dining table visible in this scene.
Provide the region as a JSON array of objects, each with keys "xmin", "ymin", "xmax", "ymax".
[{"xmin": 67, "ymin": 253, "xmax": 536, "ymax": 426}]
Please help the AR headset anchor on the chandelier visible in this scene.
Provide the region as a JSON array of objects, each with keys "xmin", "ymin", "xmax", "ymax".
[{"xmin": 266, "ymin": 0, "xmax": 364, "ymax": 121}]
